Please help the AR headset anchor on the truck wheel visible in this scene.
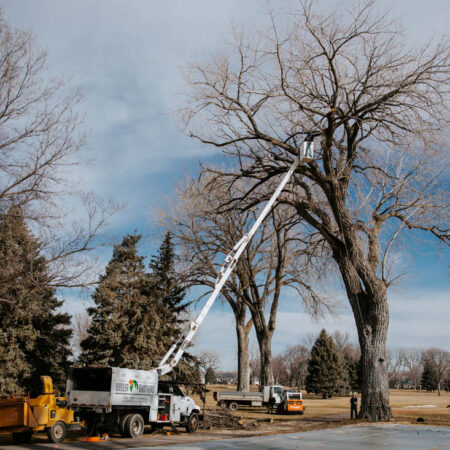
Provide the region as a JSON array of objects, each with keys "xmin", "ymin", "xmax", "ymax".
[
  {"xmin": 120, "ymin": 414, "xmax": 132, "ymax": 437},
  {"xmin": 12, "ymin": 432, "xmax": 32, "ymax": 444},
  {"xmin": 185, "ymin": 412, "xmax": 199, "ymax": 433},
  {"xmin": 228, "ymin": 402, "xmax": 239, "ymax": 411},
  {"xmin": 47, "ymin": 421, "xmax": 67, "ymax": 443},
  {"xmin": 124, "ymin": 413, "xmax": 144, "ymax": 439}
]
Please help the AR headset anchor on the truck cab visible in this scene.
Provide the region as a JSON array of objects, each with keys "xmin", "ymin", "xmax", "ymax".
[
  {"xmin": 263, "ymin": 385, "xmax": 284, "ymax": 404},
  {"xmin": 157, "ymin": 381, "xmax": 201, "ymax": 432}
]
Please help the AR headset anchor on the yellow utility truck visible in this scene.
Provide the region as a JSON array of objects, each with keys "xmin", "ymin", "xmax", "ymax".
[{"xmin": 0, "ymin": 376, "xmax": 82, "ymax": 444}]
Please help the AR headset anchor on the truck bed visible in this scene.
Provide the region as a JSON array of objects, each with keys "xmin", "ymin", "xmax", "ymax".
[{"xmin": 215, "ymin": 391, "xmax": 263, "ymax": 401}]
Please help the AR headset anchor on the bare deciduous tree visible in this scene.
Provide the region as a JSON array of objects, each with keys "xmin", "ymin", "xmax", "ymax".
[
  {"xmin": 283, "ymin": 344, "xmax": 310, "ymax": 389},
  {"xmin": 386, "ymin": 348, "xmax": 405, "ymax": 388},
  {"xmin": 159, "ymin": 176, "xmax": 254, "ymax": 390},
  {"xmin": 272, "ymin": 354, "xmax": 288, "ymax": 385},
  {"xmin": 197, "ymin": 350, "xmax": 220, "ymax": 375},
  {"xmin": 72, "ymin": 310, "xmax": 91, "ymax": 354},
  {"xmin": 422, "ymin": 348, "xmax": 450, "ymax": 395},
  {"xmin": 399, "ymin": 349, "xmax": 422, "ymax": 390},
  {"xmin": 0, "ymin": 10, "xmax": 116, "ymax": 300},
  {"xmin": 181, "ymin": 0, "xmax": 449, "ymax": 419}
]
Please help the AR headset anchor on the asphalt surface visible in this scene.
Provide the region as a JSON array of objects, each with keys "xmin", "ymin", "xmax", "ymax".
[
  {"xmin": 1, "ymin": 424, "xmax": 449, "ymax": 449},
  {"xmin": 133, "ymin": 424, "xmax": 450, "ymax": 449}
]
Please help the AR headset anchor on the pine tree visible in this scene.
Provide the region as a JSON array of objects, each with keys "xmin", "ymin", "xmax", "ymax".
[
  {"xmin": 0, "ymin": 328, "xmax": 29, "ymax": 394},
  {"xmin": 149, "ymin": 232, "xmax": 189, "ymax": 351},
  {"xmin": 344, "ymin": 353, "xmax": 362, "ymax": 393},
  {"xmin": 205, "ymin": 366, "xmax": 217, "ymax": 384},
  {"xmin": 305, "ymin": 329, "xmax": 348, "ymax": 398},
  {"xmin": 79, "ymin": 232, "xmax": 200, "ymax": 383},
  {"xmin": 149, "ymin": 232, "xmax": 200, "ymax": 383},
  {"xmin": 0, "ymin": 206, "xmax": 72, "ymax": 395},
  {"xmin": 149, "ymin": 233, "xmax": 188, "ymax": 332},
  {"xmin": 421, "ymin": 359, "xmax": 438, "ymax": 392},
  {"xmin": 80, "ymin": 233, "xmax": 166, "ymax": 369}
]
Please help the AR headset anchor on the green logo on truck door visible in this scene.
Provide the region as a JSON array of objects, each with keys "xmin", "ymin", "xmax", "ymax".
[{"xmin": 129, "ymin": 379, "xmax": 138, "ymax": 392}]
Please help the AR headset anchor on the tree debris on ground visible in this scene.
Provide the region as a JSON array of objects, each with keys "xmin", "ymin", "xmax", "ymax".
[{"xmin": 201, "ymin": 409, "xmax": 249, "ymax": 430}]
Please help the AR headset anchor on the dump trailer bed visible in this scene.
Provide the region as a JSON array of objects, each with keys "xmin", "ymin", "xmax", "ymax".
[
  {"xmin": 214, "ymin": 390, "xmax": 266, "ymax": 409},
  {"xmin": 0, "ymin": 395, "xmax": 38, "ymax": 432},
  {"xmin": 0, "ymin": 377, "xmax": 82, "ymax": 444}
]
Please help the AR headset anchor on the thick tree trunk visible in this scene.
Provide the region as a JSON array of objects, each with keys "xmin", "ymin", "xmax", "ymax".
[
  {"xmin": 339, "ymin": 258, "xmax": 393, "ymax": 421},
  {"xmin": 258, "ymin": 332, "xmax": 274, "ymax": 387},
  {"xmin": 358, "ymin": 308, "xmax": 392, "ymax": 421},
  {"xmin": 236, "ymin": 323, "xmax": 250, "ymax": 391}
]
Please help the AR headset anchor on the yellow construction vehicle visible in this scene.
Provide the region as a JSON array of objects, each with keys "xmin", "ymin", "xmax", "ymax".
[{"xmin": 0, "ymin": 375, "xmax": 83, "ymax": 444}]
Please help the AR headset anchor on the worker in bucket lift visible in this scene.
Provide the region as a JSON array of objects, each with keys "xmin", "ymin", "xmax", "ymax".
[{"xmin": 350, "ymin": 393, "xmax": 358, "ymax": 419}]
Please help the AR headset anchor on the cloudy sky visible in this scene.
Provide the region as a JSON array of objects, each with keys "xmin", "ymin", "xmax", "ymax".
[{"xmin": 2, "ymin": 0, "xmax": 448, "ymax": 370}]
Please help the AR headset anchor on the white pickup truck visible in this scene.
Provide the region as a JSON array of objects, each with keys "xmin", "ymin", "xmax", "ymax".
[
  {"xmin": 214, "ymin": 385, "xmax": 284, "ymax": 410},
  {"xmin": 66, "ymin": 366, "xmax": 201, "ymax": 438}
]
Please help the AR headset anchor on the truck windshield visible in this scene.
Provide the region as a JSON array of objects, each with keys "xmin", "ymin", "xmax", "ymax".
[
  {"xmin": 71, "ymin": 368, "xmax": 112, "ymax": 392},
  {"xmin": 158, "ymin": 382, "xmax": 184, "ymax": 397},
  {"xmin": 272, "ymin": 386, "xmax": 283, "ymax": 395}
]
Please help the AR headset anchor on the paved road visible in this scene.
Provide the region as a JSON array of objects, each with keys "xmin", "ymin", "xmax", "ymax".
[
  {"xmin": 1, "ymin": 424, "xmax": 448, "ymax": 449},
  {"xmin": 134, "ymin": 424, "xmax": 450, "ymax": 450}
]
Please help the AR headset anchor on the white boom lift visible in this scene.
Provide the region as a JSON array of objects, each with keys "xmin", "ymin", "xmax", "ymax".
[
  {"xmin": 157, "ymin": 135, "xmax": 316, "ymax": 376},
  {"xmin": 66, "ymin": 135, "xmax": 315, "ymax": 439}
]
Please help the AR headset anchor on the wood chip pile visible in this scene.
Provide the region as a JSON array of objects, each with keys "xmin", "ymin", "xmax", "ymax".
[{"xmin": 201, "ymin": 409, "xmax": 247, "ymax": 430}]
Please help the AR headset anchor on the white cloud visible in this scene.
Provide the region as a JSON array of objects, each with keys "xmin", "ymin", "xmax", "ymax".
[{"xmin": 2, "ymin": 0, "xmax": 448, "ymax": 371}]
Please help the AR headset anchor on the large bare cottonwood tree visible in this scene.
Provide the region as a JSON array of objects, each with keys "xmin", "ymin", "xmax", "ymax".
[{"xmin": 182, "ymin": 1, "xmax": 449, "ymax": 420}]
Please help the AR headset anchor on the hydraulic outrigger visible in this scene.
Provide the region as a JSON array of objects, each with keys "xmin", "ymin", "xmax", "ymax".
[{"xmin": 157, "ymin": 134, "xmax": 316, "ymax": 376}]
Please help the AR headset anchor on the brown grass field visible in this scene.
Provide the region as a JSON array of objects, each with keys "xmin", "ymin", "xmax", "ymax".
[{"xmin": 193, "ymin": 384, "xmax": 450, "ymax": 427}]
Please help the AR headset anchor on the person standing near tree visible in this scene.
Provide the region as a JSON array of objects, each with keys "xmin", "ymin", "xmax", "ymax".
[
  {"xmin": 268, "ymin": 394, "xmax": 276, "ymax": 414},
  {"xmin": 350, "ymin": 393, "xmax": 358, "ymax": 419}
]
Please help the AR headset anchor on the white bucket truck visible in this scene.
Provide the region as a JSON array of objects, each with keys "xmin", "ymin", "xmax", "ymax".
[
  {"xmin": 66, "ymin": 367, "xmax": 201, "ymax": 438},
  {"xmin": 67, "ymin": 136, "xmax": 315, "ymax": 439}
]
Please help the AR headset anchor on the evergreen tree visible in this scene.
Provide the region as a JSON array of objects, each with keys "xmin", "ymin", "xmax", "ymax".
[
  {"xmin": 421, "ymin": 359, "xmax": 438, "ymax": 392},
  {"xmin": 149, "ymin": 232, "xmax": 188, "ymax": 343},
  {"xmin": 205, "ymin": 366, "xmax": 217, "ymax": 384},
  {"xmin": 0, "ymin": 206, "xmax": 72, "ymax": 395},
  {"xmin": 80, "ymin": 232, "xmax": 200, "ymax": 383},
  {"xmin": 80, "ymin": 234, "xmax": 166, "ymax": 369},
  {"xmin": 0, "ymin": 328, "xmax": 29, "ymax": 394},
  {"xmin": 149, "ymin": 232, "xmax": 200, "ymax": 383},
  {"xmin": 305, "ymin": 329, "xmax": 348, "ymax": 398},
  {"xmin": 344, "ymin": 353, "xmax": 362, "ymax": 393}
]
